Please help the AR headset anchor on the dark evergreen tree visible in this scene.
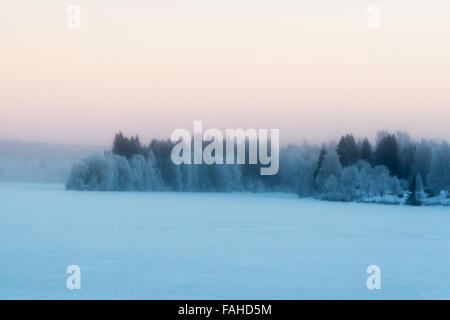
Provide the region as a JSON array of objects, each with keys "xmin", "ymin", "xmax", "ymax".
[
  {"xmin": 399, "ymin": 143, "xmax": 416, "ymax": 180},
  {"xmin": 112, "ymin": 132, "xmax": 130, "ymax": 158},
  {"xmin": 406, "ymin": 173, "xmax": 422, "ymax": 206},
  {"xmin": 375, "ymin": 134, "xmax": 400, "ymax": 177},
  {"xmin": 336, "ymin": 134, "xmax": 359, "ymax": 167},
  {"xmin": 314, "ymin": 146, "xmax": 327, "ymax": 181},
  {"xmin": 414, "ymin": 141, "xmax": 432, "ymax": 184},
  {"xmin": 360, "ymin": 138, "xmax": 374, "ymax": 166},
  {"xmin": 112, "ymin": 132, "xmax": 145, "ymax": 159}
]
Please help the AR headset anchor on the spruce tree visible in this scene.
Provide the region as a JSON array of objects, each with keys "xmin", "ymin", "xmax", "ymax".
[
  {"xmin": 314, "ymin": 146, "xmax": 327, "ymax": 181},
  {"xmin": 375, "ymin": 134, "xmax": 400, "ymax": 177},
  {"xmin": 360, "ymin": 138, "xmax": 374, "ymax": 166},
  {"xmin": 336, "ymin": 134, "xmax": 359, "ymax": 167}
]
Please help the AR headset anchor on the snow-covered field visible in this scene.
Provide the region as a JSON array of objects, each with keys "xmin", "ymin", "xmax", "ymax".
[{"xmin": 0, "ymin": 183, "xmax": 449, "ymax": 299}]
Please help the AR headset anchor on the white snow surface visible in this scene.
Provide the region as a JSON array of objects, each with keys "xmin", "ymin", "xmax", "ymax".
[{"xmin": 0, "ymin": 183, "xmax": 449, "ymax": 299}]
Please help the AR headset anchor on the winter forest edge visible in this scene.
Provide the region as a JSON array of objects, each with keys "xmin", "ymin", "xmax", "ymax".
[{"xmin": 66, "ymin": 131, "xmax": 450, "ymax": 206}]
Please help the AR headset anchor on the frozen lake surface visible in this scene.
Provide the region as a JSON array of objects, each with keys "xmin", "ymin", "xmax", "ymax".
[{"xmin": 0, "ymin": 183, "xmax": 449, "ymax": 299}]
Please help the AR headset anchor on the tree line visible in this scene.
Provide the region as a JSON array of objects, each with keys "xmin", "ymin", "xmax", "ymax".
[{"xmin": 66, "ymin": 131, "xmax": 450, "ymax": 205}]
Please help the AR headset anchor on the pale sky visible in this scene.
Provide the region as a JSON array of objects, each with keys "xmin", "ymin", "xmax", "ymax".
[{"xmin": 1, "ymin": 0, "xmax": 449, "ymax": 146}]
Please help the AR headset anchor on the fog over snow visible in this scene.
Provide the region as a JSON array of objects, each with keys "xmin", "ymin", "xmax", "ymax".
[{"xmin": 0, "ymin": 140, "xmax": 104, "ymax": 183}]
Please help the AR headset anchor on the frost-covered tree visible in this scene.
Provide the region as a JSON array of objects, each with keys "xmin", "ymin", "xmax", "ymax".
[
  {"xmin": 398, "ymin": 143, "xmax": 416, "ymax": 180},
  {"xmin": 370, "ymin": 165, "xmax": 391, "ymax": 196},
  {"xmin": 406, "ymin": 173, "xmax": 422, "ymax": 206},
  {"xmin": 66, "ymin": 161, "xmax": 90, "ymax": 190},
  {"xmin": 278, "ymin": 144, "xmax": 316, "ymax": 195},
  {"xmin": 129, "ymin": 155, "xmax": 147, "ymax": 190},
  {"xmin": 358, "ymin": 166, "xmax": 372, "ymax": 198},
  {"xmin": 66, "ymin": 155, "xmax": 116, "ymax": 191},
  {"xmin": 316, "ymin": 150, "xmax": 343, "ymax": 193},
  {"xmin": 394, "ymin": 131, "xmax": 413, "ymax": 150},
  {"xmin": 127, "ymin": 154, "xmax": 161, "ymax": 191},
  {"xmin": 414, "ymin": 140, "xmax": 432, "ymax": 184},
  {"xmin": 180, "ymin": 163, "xmax": 199, "ymax": 191},
  {"xmin": 388, "ymin": 176, "xmax": 402, "ymax": 196},
  {"xmin": 113, "ymin": 154, "xmax": 132, "ymax": 190},
  {"xmin": 324, "ymin": 174, "xmax": 339, "ymax": 199},
  {"xmin": 427, "ymin": 143, "xmax": 450, "ymax": 196},
  {"xmin": 415, "ymin": 174, "xmax": 424, "ymax": 199},
  {"xmin": 339, "ymin": 166, "xmax": 360, "ymax": 201}
]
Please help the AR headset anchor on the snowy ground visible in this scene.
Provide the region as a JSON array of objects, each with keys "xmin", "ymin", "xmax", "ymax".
[{"xmin": 0, "ymin": 183, "xmax": 449, "ymax": 299}]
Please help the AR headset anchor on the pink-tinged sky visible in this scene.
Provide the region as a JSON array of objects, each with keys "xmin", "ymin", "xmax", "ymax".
[{"xmin": 1, "ymin": 0, "xmax": 449, "ymax": 146}]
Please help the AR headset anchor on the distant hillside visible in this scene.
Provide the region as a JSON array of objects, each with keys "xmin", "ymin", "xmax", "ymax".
[{"xmin": 0, "ymin": 140, "xmax": 105, "ymax": 183}]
